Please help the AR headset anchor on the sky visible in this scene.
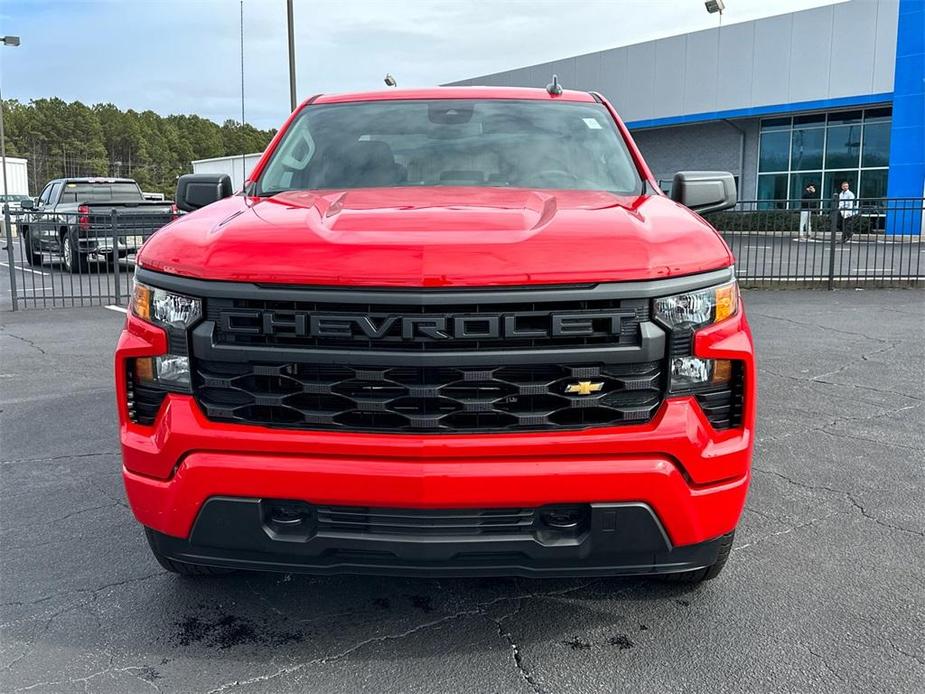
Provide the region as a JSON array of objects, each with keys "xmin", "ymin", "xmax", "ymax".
[{"xmin": 0, "ymin": 0, "xmax": 844, "ymax": 130}]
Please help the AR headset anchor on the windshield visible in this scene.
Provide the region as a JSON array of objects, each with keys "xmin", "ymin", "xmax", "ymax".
[
  {"xmin": 58, "ymin": 182, "xmax": 143, "ymax": 203},
  {"xmin": 257, "ymin": 100, "xmax": 642, "ymax": 195}
]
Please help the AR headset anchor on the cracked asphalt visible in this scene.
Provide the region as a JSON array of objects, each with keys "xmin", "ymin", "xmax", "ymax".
[{"xmin": 1, "ymin": 290, "xmax": 923, "ymax": 693}]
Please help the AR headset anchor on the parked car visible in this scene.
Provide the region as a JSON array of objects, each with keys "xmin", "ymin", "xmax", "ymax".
[
  {"xmin": 0, "ymin": 193, "xmax": 34, "ymax": 213},
  {"xmin": 116, "ymin": 86, "xmax": 754, "ymax": 584},
  {"xmin": 19, "ymin": 177, "xmax": 177, "ymax": 272}
]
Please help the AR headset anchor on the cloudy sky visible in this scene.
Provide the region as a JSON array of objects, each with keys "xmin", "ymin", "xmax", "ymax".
[{"xmin": 1, "ymin": 0, "xmax": 841, "ymax": 129}]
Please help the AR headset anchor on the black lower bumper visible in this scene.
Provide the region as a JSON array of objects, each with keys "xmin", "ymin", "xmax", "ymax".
[{"xmin": 146, "ymin": 497, "xmax": 727, "ymax": 578}]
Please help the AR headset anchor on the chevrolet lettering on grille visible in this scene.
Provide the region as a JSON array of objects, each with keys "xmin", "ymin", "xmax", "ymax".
[{"xmin": 219, "ymin": 309, "xmax": 638, "ymax": 341}]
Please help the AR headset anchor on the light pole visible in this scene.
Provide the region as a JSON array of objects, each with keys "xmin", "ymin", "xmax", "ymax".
[
  {"xmin": 287, "ymin": 0, "xmax": 297, "ymax": 112},
  {"xmin": 1, "ymin": 35, "xmax": 22, "ymax": 205}
]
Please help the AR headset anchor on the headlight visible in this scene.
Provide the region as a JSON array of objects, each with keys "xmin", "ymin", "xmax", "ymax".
[
  {"xmin": 653, "ymin": 280, "xmax": 738, "ymax": 330},
  {"xmin": 131, "ymin": 280, "xmax": 201, "ymax": 328}
]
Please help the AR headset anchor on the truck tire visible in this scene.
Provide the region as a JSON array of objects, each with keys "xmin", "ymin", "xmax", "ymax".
[
  {"xmin": 61, "ymin": 230, "xmax": 88, "ymax": 274},
  {"xmin": 657, "ymin": 530, "xmax": 734, "ymax": 584},
  {"xmin": 144, "ymin": 528, "xmax": 234, "ymax": 577},
  {"xmin": 22, "ymin": 230, "xmax": 43, "ymax": 266}
]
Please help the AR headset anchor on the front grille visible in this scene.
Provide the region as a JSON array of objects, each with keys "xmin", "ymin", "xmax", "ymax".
[
  {"xmin": 316, "ymin": 506, "xmax": 537, "ymax": 536},
  {"xmin": 206, "ymin": 296, "xmax": 649, "ymax": 352},
  {"xmin": 194, "ymin": 360, "xmax": 663, "ymax": 432}
]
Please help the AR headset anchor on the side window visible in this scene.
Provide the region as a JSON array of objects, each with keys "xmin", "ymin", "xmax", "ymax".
[
  {"xmin": 47, "ymin": 182, "xmax": 62, "ymax": 206},
  {"xmin": 37, "ymin": 184, "xmax": 53, "ymax": 206}
]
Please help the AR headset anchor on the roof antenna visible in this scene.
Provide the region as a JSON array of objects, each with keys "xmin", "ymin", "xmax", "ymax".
[
  {"xmin": 546, "ymin": 74, "xmax": 563, "ymax": 96},
  {"xmin": 384, "ymin": 73, "xmax": 397, "ymax": 88}
]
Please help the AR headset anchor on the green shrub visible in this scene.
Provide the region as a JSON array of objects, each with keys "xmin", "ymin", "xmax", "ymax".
[{"xmin": 704, "ymin": 210, "xmax": 873, "ymax": 234}]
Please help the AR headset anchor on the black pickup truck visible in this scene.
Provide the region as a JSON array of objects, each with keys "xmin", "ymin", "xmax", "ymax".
[{"xmin": 19, "ymin": 178, "xmax": 176, "ymax": 273}]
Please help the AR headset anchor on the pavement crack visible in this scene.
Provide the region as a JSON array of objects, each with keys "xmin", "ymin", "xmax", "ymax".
[
  {"xmin": 488, "ymin": 600, "xmax": 544, "ymax": 694},
  {"xmin": 0, "ymin": 451, "xmax": 118, "ymax": 467},
  {"xmin": 203, "ymin": 581, "xmax": 598, "ymax": 693},
  {"xmin": 752, "ymin": 467, "xmax": 924, "ymax": 537},
  {"xmin": 733, "ymin": 510, "xmax": 843, "ymax": 552},
  {"xmin": 0, "ymin": 330, "xmax": 47, "ymax": 355},
  {"xmin": 887, "ymin": 640, "xmax": 925, "ymax": 666},
  {"xmin": 806, "ymin": 646, "xmax": 845, "ymax": 683}
]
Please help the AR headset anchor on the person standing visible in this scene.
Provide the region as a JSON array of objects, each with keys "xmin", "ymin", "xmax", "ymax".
[
  {"xmin": 798, "ymin": 183, "xmax": 816, "ymax": 240},
  {"xmin": 837, "ymin": 180, "xmax": 858, "ymax": 242}
]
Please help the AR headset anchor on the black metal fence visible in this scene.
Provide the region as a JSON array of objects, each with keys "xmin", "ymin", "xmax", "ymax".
[
  {"xmin": 4, "ymin": 207, "xmax": 167, "ymax": 310},
  {"xmin": 3, "ymin": 197, "xmax": 924, "ymax": 310},
  {"xmin": 705, "ymin": 197, "xmax": 924, "ymax": 288}
]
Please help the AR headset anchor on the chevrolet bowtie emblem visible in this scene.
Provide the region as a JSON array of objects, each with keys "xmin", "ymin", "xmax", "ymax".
[{"xmin": 565, "ymin": 381, "xmax": 604, "ymax": 396}]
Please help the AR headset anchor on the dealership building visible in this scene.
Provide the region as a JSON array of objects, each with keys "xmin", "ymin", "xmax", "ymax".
[{"xmin": 449, "ymin": 0, "xmax": 923, "ymax": 225}]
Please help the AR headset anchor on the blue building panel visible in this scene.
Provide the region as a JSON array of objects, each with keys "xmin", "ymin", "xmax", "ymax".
[{"xmin": 885, "ymin": 0, "xmax": 924, "ymax": 234}]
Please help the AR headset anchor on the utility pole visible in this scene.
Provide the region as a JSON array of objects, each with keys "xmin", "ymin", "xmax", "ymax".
[
  {"xmin": 287, "ymin": 0, "xmax": 297, "ymax": 112},
  {"xmin": 1, "ymin": 36, "xmax": 22, "ymax": 204}
]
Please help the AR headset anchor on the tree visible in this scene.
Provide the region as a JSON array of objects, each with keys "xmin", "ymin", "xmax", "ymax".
[{"xmin": 2, "ymin": 98, "xmax": 275, "ymax": 196}]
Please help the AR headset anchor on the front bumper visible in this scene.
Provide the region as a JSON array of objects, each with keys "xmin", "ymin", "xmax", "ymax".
[
  {"xmin": 116, "ymin": 305, "xmax": 755, "ymax": 575},
  {"xmin": 145, "ymin": 499, "xmax": 733, "ymax": 577}
]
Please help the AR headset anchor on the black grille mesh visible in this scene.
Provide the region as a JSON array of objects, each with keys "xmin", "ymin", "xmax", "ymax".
[
  {"xmin": 316, "ymin": 506, "xmax": 538, "ymax": 536},
  {"xmin": 194, "ymin": 360, "xmax": 663, "ymax": 433},
  {"xmin": 126, "ymin": 363, "xmax": 167, "ymax": 426},
  {"xmin": 695, "ymin": 364, "xmax": 745, "ymax": 430}
]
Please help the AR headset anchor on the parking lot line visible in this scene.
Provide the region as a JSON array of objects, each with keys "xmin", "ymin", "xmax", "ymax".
[
  {"xmin": 104, "ymin": 305, "xmax": 127, "ymax": 313},
  {"xmin": 0, "ymin": 261, "xmax": 50, "ymax": 277}
]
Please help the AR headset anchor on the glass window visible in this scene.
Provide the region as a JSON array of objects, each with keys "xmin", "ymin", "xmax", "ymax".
[
  {"xmin": 761, "ymin": 117, "xmax": 791, "ymax": 131},
  {"xmin": 860, "ymin": 169, "xmax": 888, "ymax": 199},
  {"xmin": 864, "ymin": 107, "xmax": 892, "ymax": 122},
  {"xmin": 825, "ymin": 124, "xmax": 862, "ymax": 169},
  {"xmin": 754, "ymin": 107, "xmax": 890, "ymax": 201},
  {"xmin": 828, "ymin": 110, "xmax": 862, "ymax": 125},
  {"xmin": 822, "ymin": 172, "xmax": 858, "ymax": 202},
  {"xmin": 47, "ymin": 182, "xmax": 62, "ymax": 205},
  {"xmin": 758, "ymin": 130, "xmax": 791, "ymax": 172},
  {"xmin": 861, "ymin": 121, "xmax": 890, "ymax": 168},
  {"xmin": 37, "ymin": 184, "xmax": 53, "ymax": 206},
  {"xmin": 258, "ymin": 100, "xmax": 643, "ymax": 195},
  {"xmin": 793, "ymin": 113, "xmax": 826, "ymax": 126},
  {"xmin": 789, "ymin": 172, "xmax": 822, "ymax": 204},
  {"xmin": 757, "ymin": 174, "xmax": 788, "ymax": 208},
  {"xmin": 57, "ymin": 182, "xmax": 144, "ymax": 203},
  {"xmin": 790, "ymin": 128, "xmax": 824, "ymax": 170}
]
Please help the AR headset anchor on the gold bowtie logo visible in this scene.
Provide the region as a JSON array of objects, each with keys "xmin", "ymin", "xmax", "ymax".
[{"xmin": 565, "ymin": 381, "xmax": 604, "ymax": 396}]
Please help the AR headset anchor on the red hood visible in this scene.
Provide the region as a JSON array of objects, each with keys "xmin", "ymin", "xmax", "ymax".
[{"xmin": 139, "ymin": 187, "xmax": 731, "ymax": 287}]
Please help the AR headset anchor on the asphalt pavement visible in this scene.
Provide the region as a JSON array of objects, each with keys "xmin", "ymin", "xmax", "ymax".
[{"xmin": 1, "ymin": 290, "xmax": 923, "ymax": 693}]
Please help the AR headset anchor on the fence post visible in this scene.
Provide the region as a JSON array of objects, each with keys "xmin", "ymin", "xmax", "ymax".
[
  {"xmin": 827, "ymin": 195, "xmax": 839, "ymax": 290},
  {"xmin": 4, "ymin": 204, "xmax": 17, "ymax": 311},
  {"xmin": 112, "ymin": 209, "xmax": 121, "ymax": 306}
]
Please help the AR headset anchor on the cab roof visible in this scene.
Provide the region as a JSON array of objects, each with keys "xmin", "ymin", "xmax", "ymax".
[{"xmin": 310, "ymin": 86, "xmax": 598, "ymax": 106}]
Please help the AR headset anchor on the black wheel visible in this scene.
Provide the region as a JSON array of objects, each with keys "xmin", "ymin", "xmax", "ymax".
[
  {"xmin": 61, "ymin": 230, "xmax": 88, "ymax": 274},
  {"xmin": 22, "ymin": 229, "xmax": 43, "ymax": 266},
  {"xmin": 657, "ymin": 531, "xmax": 734, "ymax": 584},
  {"xmin": 144, "ymin": 527, "xmax": 234, "ymax": 576}
]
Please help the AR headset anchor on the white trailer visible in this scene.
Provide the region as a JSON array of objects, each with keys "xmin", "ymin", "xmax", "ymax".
[
  {"xmin": 1, "ymin": 157, "xmax": 30, "ymax": 196},
  {"xmin": 191, "ymin": 153, "xmax": 263, "ymax": 192}
]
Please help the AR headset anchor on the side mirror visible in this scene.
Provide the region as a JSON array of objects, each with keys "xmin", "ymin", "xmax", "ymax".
[
  {"xmin": 175, "ymin": 173, "xmax": 233, "ymax": 212},
  {"xmin": 20, "ymin": 198, "xmax": 35, "ymax": 210},
  {"xmin": 670, "ymin": 171, "xmax": 737, "ymax": 214}
]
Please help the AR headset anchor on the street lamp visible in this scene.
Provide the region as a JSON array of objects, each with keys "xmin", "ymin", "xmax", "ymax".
[
  {"xmin": 1, "ymin": 36, "xmax": 22, "ymax": 209},
  {"xmin": 1, "ymin": 35, "xmax": 20, "ymax": 253}
]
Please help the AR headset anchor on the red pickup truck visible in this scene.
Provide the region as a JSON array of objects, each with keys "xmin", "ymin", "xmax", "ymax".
[{"xmin": 115, "ymin": 86, "xmax": 754, "ymax": 583}]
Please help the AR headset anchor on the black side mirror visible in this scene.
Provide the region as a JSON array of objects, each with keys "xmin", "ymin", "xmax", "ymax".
[
  {"xmin": 20, "ymin": 198, "xmax": 35, "ymax": 210},
  {"xmin": 175, "ymin": 173, "xmax": 234, "ymax": 212},
  {"xmin": 670, "ymin": 171, "xmax": 737, "ymax": 214}
]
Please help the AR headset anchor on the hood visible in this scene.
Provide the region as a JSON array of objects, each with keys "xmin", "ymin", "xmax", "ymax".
[{"xmin": 139, "ymin": 187, "xmax": 732, "ymax": 287}]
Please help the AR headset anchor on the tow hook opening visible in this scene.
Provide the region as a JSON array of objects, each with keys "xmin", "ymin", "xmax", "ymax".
[
  {"xmin": 539, "ymin": 505, "xmax": 590, "ymax": 531},
  {"xmin": 264, "ymin": 500, "xmax": 314, "ymax": 532}
]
